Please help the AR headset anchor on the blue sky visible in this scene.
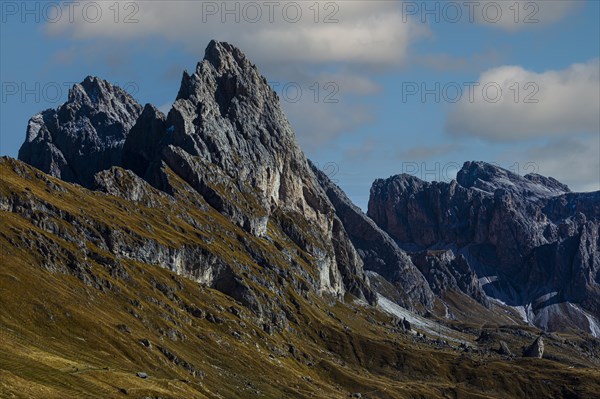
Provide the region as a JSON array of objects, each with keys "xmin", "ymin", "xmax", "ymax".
[{"xmin": 1, "ymin": 0, "xmax": 599, "ymax": 209}]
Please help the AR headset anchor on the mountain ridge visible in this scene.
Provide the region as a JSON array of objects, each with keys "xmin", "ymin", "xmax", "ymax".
[
  {"xmin": 3, "ymin": 39, "xmax": 600, "ymax": 398},
  {"xmin": 15, "ymin": 40, "xmax": 600, "ymax": 336},
  {"xmin": 368, "ymin": 161, "xmax": 600, "ymax": 336}
]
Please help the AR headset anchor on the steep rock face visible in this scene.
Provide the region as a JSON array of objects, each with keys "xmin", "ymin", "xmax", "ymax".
[
  {"xmin": 311, "ymin": 162, "xmax": 434, "ymax": 312},
  {"xmin": 163, "ymin": 40, "xmax": 313, "ymax": 213},
  {"xmin": 457, "ymin": 161, "xmax": 570, "ymax": 197},
  {"xmin": 159, "ymin": 144, "xmax": 270, "ymax": 236},
  {"xmin": 367, "ymin": 174, "xmax": 492, "ymax": 249},
  {"xmin": 17, "ymin": 40, "xmax": 375, "ymax": 306},
  {"xmin": 136, "ymin": 40, "xmax": 373, "ymax": 301},
  {"xmin": 18, "ymin": 77, "xmax": 142, "ymax": 187},
  {"xmin": 524, "ymin": 336, "xmax": 545, "ymax": 358},
  {"xmin": 409, "ymin": 250, "xmax": 489, "ymax": 307},
  {"xmin": 122, "ymin": 104, "xmax": 167, "ymax": 178},
  {"xmin": 368, "ymin": 161, "xmax": 600, "ymax": 336},
  {"xmin": 93, "ymin": 166, "xmax": 170, "ymax": 207}
]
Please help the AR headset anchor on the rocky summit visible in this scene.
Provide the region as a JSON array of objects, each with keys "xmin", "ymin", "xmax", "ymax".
[
  {"xmin": 2, "ymin": 41, "xmax": 600, "ymax": 398},
  {"xmin": 19, "ymin": 76, "xmax": 143, "ymax": 187},
  {"xmin": 368, "ymin": 161, "xmax": 600, "ymax": 337}
]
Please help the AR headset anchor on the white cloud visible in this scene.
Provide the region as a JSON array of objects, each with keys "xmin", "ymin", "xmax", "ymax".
[
  {"xmin": 471, "ymin": 0, "xmax": 581, "ymax": 31},
  {"xmin": 45, "ymin": 1, "xmax": 425, "ymax": 68},
  {"xmin": 522, "ymin": 135, "xmax": 599, "ymax": 192},
  {"xmin": 311, "ymin": 72, "xmax": 381, "ymax": 96},
  {"xmin": 446, "ymin": 59, "xmax": 600, "ymax": 141},
  {"xmin": 43, "ymin": 1, "xmax": 419, "ymax": 148},
  {"xmin": 413, "ymin": 50, "xmax": 505, "ymax": 72}
]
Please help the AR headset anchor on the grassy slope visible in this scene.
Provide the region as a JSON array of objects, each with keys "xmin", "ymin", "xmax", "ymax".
[{"xmin": 1, "ymin": 158, "xmax": 599, "ymax": 399}]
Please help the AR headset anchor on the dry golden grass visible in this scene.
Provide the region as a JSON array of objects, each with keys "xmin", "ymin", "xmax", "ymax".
[{"xmin": 1, "ymin": 157, "xmax": 600, "ymax": 399}]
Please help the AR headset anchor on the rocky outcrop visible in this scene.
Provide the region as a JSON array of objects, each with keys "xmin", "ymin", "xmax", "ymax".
[
  {"xmin": 122, "ymin": 104, "xmax": 167, "ymax": 178},
  {"xmin": 368, "ymin": 161, "xmax": 600, "ymax": 336},
  {"xmin": 311, "ymin": 161, "xmax": 434, "ymax": 312},
  {"xmin": 14, "ymin": 41, "xmax": 599, "ymax": 338},
  {"xmin": 159, "ymin": 144, "xmax": 270, "ymax": 237},
  {"xmin": 18, "ymin": 76, "xmax": 142, "ymax": 187},
  {"xmin": 151, "ymin": 41, "xmax": 373, "ymax": 301},
  {"xmin": 93, "ymin": 167, "xmax": 169, "ymax": 207},
  {"xmin": 410, "ymin": 250, "xmax": 489, "ymax": 307},
  {"xmin": 160, "ymin": 40, "xmax": 319, "ymax": 218},
  {"xmin": 498, "ymin": 341, "xmax": 513, "ymax": 357},
  {"xmin": 16, "ymin": 41, "xmax": 375, "ymax": 309},
  {"xmin": 457, "ymin": 161, "xmax": 570, "ymax": 197},
  {"xmin": 523, "ymin": 336, "xmax": 544, "ymax": 358}
]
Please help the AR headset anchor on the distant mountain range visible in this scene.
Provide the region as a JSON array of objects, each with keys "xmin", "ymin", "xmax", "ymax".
[{"xmin": 2, "ymin": 40, "xmax": 599, "ymax": 398}]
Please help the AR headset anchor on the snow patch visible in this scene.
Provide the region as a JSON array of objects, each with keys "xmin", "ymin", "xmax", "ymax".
[
  {"xmin": 377, "ymin": 294, "xmax": 467, "ymax": 344},
  {"xmin": 478, "ymin": 275, "xmax": 498, "ymax": 285},
  {"xmin": 569, "ymin": 303, "xmax": 600, "ymax": 338}
]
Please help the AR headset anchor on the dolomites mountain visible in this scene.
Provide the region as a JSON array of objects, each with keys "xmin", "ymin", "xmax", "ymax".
[
  {"xmin": 16, "ymin": 40, "xmax": 375, "ymax": 311},
  {"xmin": 14, "ymin": 41, "xmax": 600, "ymax": 337},
  {"xmin": 4, "ymin": 40, "xmax": 600, "ymax": 398},
  {"xmin": 19, "ymin": 76, "xmax": 143, "ymax": 187},
  {"xmin": 368, "ymin": 161, "xmax": 600, "ymax": 336},
  {"xmin": 311, "ymin": 163, "xmax": 435, "ymax": 312}
]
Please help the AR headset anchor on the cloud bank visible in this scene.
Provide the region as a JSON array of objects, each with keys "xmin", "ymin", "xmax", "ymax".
[
  {"xmin": 471, "ymin": 0, "xmax": 581, "ymax": 31},
  {"xmin": 446, "ymin": 59, "xmax": 600, "ymax": 140},
  {"xmin": 45, "ymin": 1, "xmax": 425, "ymax": 68}
]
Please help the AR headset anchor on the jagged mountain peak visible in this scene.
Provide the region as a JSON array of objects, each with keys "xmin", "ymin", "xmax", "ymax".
[
  {"xmin": 68, "ymin": 76, "xmax": 137, "ymax": 109},
  {"xmin": 63, "ymin": 75, "xmax": 143, "ymax": 129},
  {"xmin": 203, "ymin": 39, "xmax": 252, "ymax": 72},
  {"xmin": 164, "ymin": 40, "xmax": 312, "ymax": 211},
  {"xmin": 377, "ymin": 173, "xmax": 429, "ymax": 189},
  {"xmin": 376, "ymin": 161, "xmax": 571, "ymax": 201},
  {"xmin": 457, "ymin": 161, "xmax": 569, "ymax": 198},
  {"xmin": 176, "ymin": 40, "xmax": 267, "ymax": 105},
  {"xmin": 16, "ymin": 40, "xmax": 377, "ymax": 304},
  {"xmin": 18, "ymin": 76, "xmax": 142, "ymax": 187},
  {"xmin": 457, "ymin": 161, "xmax": 513, "ymax": 187},
  {"xmin": 69, "ymin": 75, "xmax": 111, "ymax": 101},
  {"xmin": 368, "ymin": 159, "xmax": 600, "ymax": 337},
  {"xmin": 524, "ymin": 173, "xmax": 571, "ymax": 193}
]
